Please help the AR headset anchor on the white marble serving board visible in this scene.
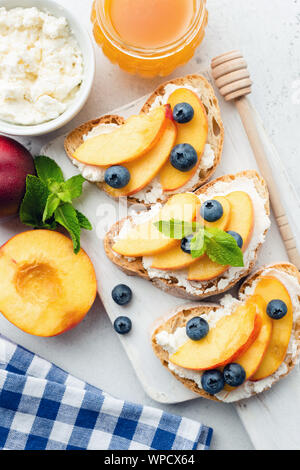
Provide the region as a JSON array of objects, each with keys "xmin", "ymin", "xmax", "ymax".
[{"xmin": 1, "ymin": 71, "xmax": 300, "ymax": 447}]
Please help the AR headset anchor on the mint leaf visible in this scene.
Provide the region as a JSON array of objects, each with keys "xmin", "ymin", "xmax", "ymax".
[
  {"xmin": 190, "ymin": 230, "xmax": 206, "ymax": 259},
  {"xmin": 154, "ymin": 219, "xmax": 202, "ymax": 239},
  {"xmin": 205, "ymin": 228, "xmax": 244, "ymax": 267},
  {"xmin": 20, "ymin": 175, "xmax": 50, "ymax": 228},
  {"xmin": 43, "ymin": 193, "xmax": 60, "ymax": 223},
  {"xmin": 64, "ymin": 175, "xmax": 85, "ymax": 199},
  {"xmin": 76, "ymin": 210, "xmax": 92, "ymax": 230},
  {"xmin": 35, "ymin": 156, "xmax": 64, "ymax": 184},
  {"xmin": 54, "ymin": 203, "xmax": 81, "ymax": 254}
]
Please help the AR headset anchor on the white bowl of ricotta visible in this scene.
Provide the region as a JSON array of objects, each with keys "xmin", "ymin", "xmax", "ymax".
[{"xmin": 0, "ymin": 0, "xmax": 95, "ymax": 136}]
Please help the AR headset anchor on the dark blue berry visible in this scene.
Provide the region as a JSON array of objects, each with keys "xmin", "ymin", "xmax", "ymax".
[
  {"xmin": 267, "ymin": 299, "xmax": 288, "ymax": 320},
  {"xmin": 114, "ymin": 316, "xmax": 132, "ymax": 335},
  {"xmin": 180, "ymin": 234, "xmax": 194, "ymax": 254},
  {"xmin": 226, "ymin": 231, "xmax": 243, "ymax": 249},
  {"xmin": 201, "ymin": 370, "xmax": 224, "ymax": 395},
  {"xmin": 112, "ymin": 284, "xmax": 132, "ymax": 306},
  {"xmin": 200, "ymin": 200, "xmax": 223, "ymax": 222},
  {"xmin": 173, "ymin": 102, "xmax": 194, "ymax": 124},
  {"xmin": 105, "ymin": 166, "xmax": 130, "ymax": 189},
  {"xmin": 223, "ymin": 363, "xmax": 246, "ymax": 387},
  {"xmin": 186, "ymin": 317, "xmax": 209, "ymax": 341},
  {"xmin": 170, "ymin": 144, "xmax": 198, "ymax": 172}
]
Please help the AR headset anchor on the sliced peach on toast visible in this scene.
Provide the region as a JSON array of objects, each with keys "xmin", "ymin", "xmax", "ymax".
[
  {"xmin": 187, "ymin": 191, "xmax": 254, "ymax": 281},
  {"xmin": 112, "ymin": 193, "xmax": 200, "ymax": 257},
  {"xmin": 224, "ymin": 296, "xmax": 272, "ymax": 390},
  {"xmin": 103, "ymin": 120, "xmax": 177, "ymax": 197},
  {"xmin": 170, "ymin": 303, "xmax": 261, "ymax": 371},
  {"xmin": 151, "ymin": 196, "xmax": 231, "ymax": 271},
  {"xmin": 250, "ymin": 277, "xmax": 293, "ymax": 381},
  {"xmin": 73, "ymin": 105, "xmax": 169, "ymax": 167},
  {"xmin": 159, "ymin": 89, "xmax": 208, "ymax": 192},
  {"xmin": 0, "ymin": 230, "xmax": 97, "ymax": 337}
]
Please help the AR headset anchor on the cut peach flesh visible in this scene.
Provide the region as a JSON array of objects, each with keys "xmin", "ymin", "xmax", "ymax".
[
  {"xmin": 159, "ymin": 89, "xmax": 208, "ymax": 192},
  {"xmin": 112, "ymin": 193, "xmax": 200, "ymax": 257},
  {"xmin": 0, "ymin": 230, "xmax": 97, "ymax": 337},
  {"xmin": 170, "ymin": 303, "xmax": 258, "ymax": 371},
  {"xmin": 250, "ymin": 277, "xmax": 293, "ymax": 381},
  {"xmin": 103, "ymin": 119, "xmax": 177, "ymax": 197},
  {"xmin": 73, "ymin": 105, "xmax": 168, "ymax": 167}
]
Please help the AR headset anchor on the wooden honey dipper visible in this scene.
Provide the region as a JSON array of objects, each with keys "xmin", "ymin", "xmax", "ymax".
[{"xmin": 211, "ymin": 50, "xmax": 300, "ymax": 270}]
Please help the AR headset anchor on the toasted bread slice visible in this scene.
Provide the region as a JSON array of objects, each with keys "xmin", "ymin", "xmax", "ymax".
[
  {"xmin": 64, "ymin": 74, "xmax": 224, "ymax": 207},
  {"xmin": 152, "ymin": 263, "xmax": 300, "ymax": 403},
  {"xmin": 104, "ymin": 170, "xmax": 270, "ymax": 300}
]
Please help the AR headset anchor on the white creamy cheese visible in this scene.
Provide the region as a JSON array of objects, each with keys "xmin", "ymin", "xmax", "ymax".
[
  {"xmin": 142, "ymin": 177, "xmax": 271, "ymax": 295},
  {"xmin": 156, "ymin": 273, "xmax": 300, "ymax": 402},
  {"xmin": 0, "ymin": 7, "xmax": 83, "ymax": 125}
]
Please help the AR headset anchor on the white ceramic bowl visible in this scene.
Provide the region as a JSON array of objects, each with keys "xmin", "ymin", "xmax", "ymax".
[{"xmin": 0, "ymin": 0, "xmax": 95, "ymax": 136}]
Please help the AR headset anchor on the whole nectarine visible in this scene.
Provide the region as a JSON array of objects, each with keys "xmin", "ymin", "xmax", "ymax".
[{"xmin": 0, "ymin": 136, "xmax": 35, "ymax": 218}]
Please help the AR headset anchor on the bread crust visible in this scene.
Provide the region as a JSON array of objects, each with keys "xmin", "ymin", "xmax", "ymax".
[
  {"xmin": 104, "ymin": 170, "xmax": 270, "ymax": 300},
  {"xmin": 151, "ymin": 263, "xmax": 300, "ymax": 402},
  {"xmin": 64, "ymin": 75, "xmax": 224, "ymax": 207}
]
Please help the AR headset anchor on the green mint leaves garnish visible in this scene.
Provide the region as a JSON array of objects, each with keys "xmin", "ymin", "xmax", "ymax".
[
  {"xmin": 20, "ymin": 156, "xmax": 92, "ymax": 254},
  {"xmin": 154, "ymin": 219, "xmax": 244, "ymax": 267}
]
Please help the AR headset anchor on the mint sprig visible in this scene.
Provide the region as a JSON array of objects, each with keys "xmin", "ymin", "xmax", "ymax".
[
  {"xmin": 154, "ymin": 219, "xmax": 244, "ymax": 267},
  {"xmin": 20, "ymin": 156, "xmax": 92, "ymax": 254}
]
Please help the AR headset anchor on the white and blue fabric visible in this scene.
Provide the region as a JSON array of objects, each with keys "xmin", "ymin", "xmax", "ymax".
[{"xmin": 0, "ymin": 336, "xmax": 213, "ymax": 450}]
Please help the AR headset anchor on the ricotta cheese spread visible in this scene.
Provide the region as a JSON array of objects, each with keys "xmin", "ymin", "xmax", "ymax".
[
  {"xmin": 0, "ymin": 7, "xmax": 83, "ymax": 125},
  {"xmin": 156, "ymin": 273, "xmax": 300, "ymax": 402}
]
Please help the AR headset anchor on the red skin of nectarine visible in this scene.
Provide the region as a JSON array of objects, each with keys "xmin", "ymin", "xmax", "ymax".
[{"xmin": 0, "ymin": 136, "xmax": 35, "ymax": 218}]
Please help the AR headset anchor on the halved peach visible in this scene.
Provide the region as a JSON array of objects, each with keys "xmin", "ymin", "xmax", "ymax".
[
  {"xmin": 151, "ymin": 196, "xmax": 231, "ymax": 271},
  {"xmin": 112, "ymin": 193, "xmax": 200, "ymax": 257},
  {"xmin": 73, "ymin": 105, "xmax": 169, "ymax": 167},
  {"xmin": 159, "ymin": 89, "xmax": 208, "ymax": 192},
  {"xmin": 170, "ymin": 303, "xmax": 261, "ymax": 371},
  {"xmin": 224, "ymin": 296, "xmax": 272, "ymax": 390},
  {"xmin": 0, "ymin": 230, "xmax": 97, "ymax": 337},
  {"xmin": 250, "ymin": 277, "xmax": 293, "ymax": 381},
  {"xmin": 103, "ymin": 120, "xmax": 177, "ymax": 197}
]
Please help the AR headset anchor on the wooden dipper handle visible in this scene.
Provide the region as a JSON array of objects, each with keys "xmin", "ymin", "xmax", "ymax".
[{"xmin": 211, "ymin": 51, "xmax": 300, "ymax": 270}]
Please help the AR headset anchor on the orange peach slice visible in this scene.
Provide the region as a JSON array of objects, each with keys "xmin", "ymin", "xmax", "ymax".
[
  {"xmin": 0, "ymin": 230, "xmax": 97, "ymax": 337},
  {"xmin": 73, "ymin": 105, "xmax": 168, "ymax": 167},
  {"xmin": 151, "ymin": 196, "xmax": 231, "ymax": 271},
  {"xmin": 159, "ymin": 89, "xmax": 208, "ymax": 192},
  {"xmin": 250, "ymin": 277, "xmax": 293, "ymax": 381},
  {"xmin": 112, "ymin": 193, "xmax": 200, "ymax": 257},
  {"xmin": 103, "ymin": 120, "xmax": 177, "ymax": 197},
  {"xmin": 170, "ymin": 303, "xmax": 261, "ymax": 371}
]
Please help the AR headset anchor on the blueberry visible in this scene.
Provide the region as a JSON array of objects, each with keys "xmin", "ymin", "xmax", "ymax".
[
  {"xmin": 267, "ymin": 299, "xmax": 288, "ymax": 320},
  {"xmin": 114, "ymin": 316, "xmax": 132, "ymax": 335},
  {"xmin": 186, "ymin": 317, "xmax": 209, "ymax": 341},
  {"xmin": 105, "ymin": 166, "xmax": 130, "ymax": 189},
  {"xmin": 223, "ymin": 363, "xmax": 246, "ymax": 387},
  {"xmin": 201, "ymin": 370, "xmax": 224, "ymax": 395},
  {"xmin": 226, "ymin": 231, "xmax": 243, "ymax": 249},
  {"xmin": 200, "ymin": 200, "xmax": 223, "ymax": 222},
  {"xmin": 180, "ymin": 234, "xmax": 194, "ymax": 254},
  {"xmin": 112, "ymin": 284, "xmax": 132, "ymax": 306},
  {"xmin": 173, "ymin": 102, "xmax": 194, "ymax": 124},
  {"xmin": 170, "ymin": 144, "xmax": 198, "ymax": 172}
]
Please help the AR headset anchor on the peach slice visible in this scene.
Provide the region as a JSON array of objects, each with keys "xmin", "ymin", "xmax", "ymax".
[
  {"xmin": 187, "ymin": 191, "xmax": 254, "ymax": 282},
  {"xmin": 159, "ymin": 89, "xmax": 208, "ymax": 192},
  {"xmin": 151, "ymin": 196, "xmax": 231, "ymax": 271},
  {"xmin": 224, "ymin": 296, "xmax": 272, "ymax": 390},
  {"xmin": 112, "ymin": 193, "xmax": 200, "ymax": 257},
  {"xmin": 170, "ymin": 303, "xmax": 261, "ymax": 371},
  {"xmin": 103, "ymin": 120, "xmax": 177, "ymax": 197},
  {"xmin": 0, "ymin": 230, "xmax": 97, "ymax": 337},
  {"xmin": 250, "ymin": 277, "xmax": 293, "ymax": 381},
  {"xmin": 73, "ymin": 105, "xmax": 168, "ymax": 167}
]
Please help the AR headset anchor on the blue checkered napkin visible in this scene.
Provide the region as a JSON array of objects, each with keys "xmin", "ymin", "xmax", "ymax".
[{"xmin": 0, "ymin": 336, "xmax": 212, "ymax": 450}]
